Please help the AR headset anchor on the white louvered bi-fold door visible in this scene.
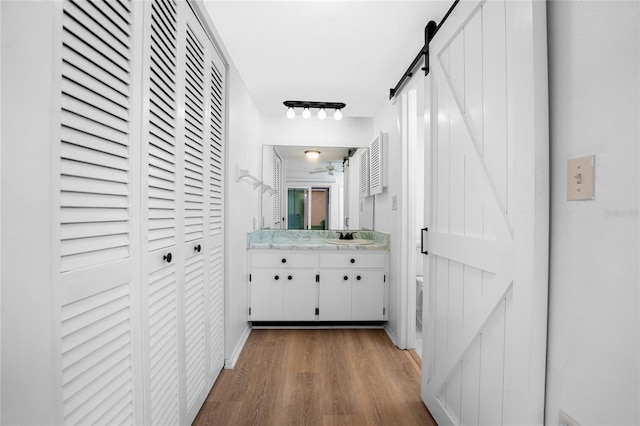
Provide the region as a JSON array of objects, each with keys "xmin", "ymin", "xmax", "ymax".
[
  {"xmin": 58, "ymin": 0, "xmax": 143, "ymax": 424},
  {"xmin": 182, "ymin": 18, "xmax": 208, "ymax": 421},
  {"xmin": 140, "ymin": 0, "xmax": 181, "ymax": 424},
  {"xmin": 422, "ymin": 0, "xmax": 549, "ymax": 424},
  {"xmin": 139, "ymin": 1, "xmax": 226, "ymax": 425},
  {"xmin": 56, "ymin": 0, "xmax": 225, "ymax": 424},
  {"xmin": 207, "ymin": 31, "xmax": 226, "ymax": 382}
]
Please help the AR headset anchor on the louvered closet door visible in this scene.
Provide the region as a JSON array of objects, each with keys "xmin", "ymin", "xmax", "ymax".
[
  {"xmin": 58, "ymin": 0, "xmax": 143, "ymax": 424},
  {"xmin": 140, "ymin": 0, "xmax": 181, "ymax": 424},
  {"xmin": 140, "ymin": 2, "xmax": 225, "ymax": 424},
  {"xmin": 206, "ymin": 30, "xmax": 226, "ymax": 381},
  {"xmin": 181, "ymin": 14, "xmax": 209, "ymax": 422}
]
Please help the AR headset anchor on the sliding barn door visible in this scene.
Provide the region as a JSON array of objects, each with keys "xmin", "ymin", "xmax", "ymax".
[{"xmin": 422, "ymin": 1, "xmax": 549, "ymax": 424}]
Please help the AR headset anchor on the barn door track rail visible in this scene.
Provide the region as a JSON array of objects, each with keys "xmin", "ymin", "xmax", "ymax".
[{"xmin": 389, "ymin": 0, "xmax": 459, "ymax": 99}]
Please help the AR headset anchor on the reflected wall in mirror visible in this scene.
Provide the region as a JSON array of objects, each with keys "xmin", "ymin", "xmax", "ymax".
[{"xmin": 261, "ymin": 145, "xmax": 373, "ymax": 230}]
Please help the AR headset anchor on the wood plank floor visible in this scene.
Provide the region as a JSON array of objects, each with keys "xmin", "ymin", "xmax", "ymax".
[{"xmin": 193, "ymin": 329, "xmax": 437, "ymax": 426}]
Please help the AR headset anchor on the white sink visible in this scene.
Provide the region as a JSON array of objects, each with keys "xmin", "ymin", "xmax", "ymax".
[{"xmin": 325, "ymin": 238, "xmax": 374, "ymax": 245}]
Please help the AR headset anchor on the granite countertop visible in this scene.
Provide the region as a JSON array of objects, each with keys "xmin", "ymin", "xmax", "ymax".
[{"xmin": 247, "ymin": 230, "xmax": 390, "ymax": 250}]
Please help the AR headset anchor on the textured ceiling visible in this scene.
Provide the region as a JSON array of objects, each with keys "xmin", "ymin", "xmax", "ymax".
[{"xmin": 203, "ymin": 1, "xmax": 451, "ymax": 118}]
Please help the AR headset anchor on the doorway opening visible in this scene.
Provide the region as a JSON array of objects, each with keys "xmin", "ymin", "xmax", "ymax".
[{"xmin": 287, "ymin": 187, "xmax": 329, "ymax": 230}]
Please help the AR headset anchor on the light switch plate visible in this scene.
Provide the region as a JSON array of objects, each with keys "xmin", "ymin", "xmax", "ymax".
[
  {"xmin": 567, "ymin": 155, "xmax": 595, "ymax": 201},
  {"xmin": 391, "ymin": 195, "xmax": 398, "ymax": 211}
]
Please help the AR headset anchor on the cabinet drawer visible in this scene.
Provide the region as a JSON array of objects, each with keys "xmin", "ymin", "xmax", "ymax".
[
  {"xmin": 251, "ymin": 251, "xmax": 317, "ymax": 268},
  {"xmin": 319, "ymin": 252, "xmax": 386, "ymax": 269}
]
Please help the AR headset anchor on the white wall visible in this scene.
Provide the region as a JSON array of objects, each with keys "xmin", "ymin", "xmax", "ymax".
[
  {"xmin": 546, "ymin": 1, "xmax": 639, "ymax": 424},
  {"xmin": 224, "ymin": 63, "xmax": 262, "ymax": 366},
  {"xmin": 1, "ymin": 2, "xmax": 56, "ymax": 424},
  {"xmin": 260, "ymin": 115, "xmax": 372, "ymax": 148},
  {"xmin": 373, "ymin": 98, "xmax": 404, "ymax": 346}
]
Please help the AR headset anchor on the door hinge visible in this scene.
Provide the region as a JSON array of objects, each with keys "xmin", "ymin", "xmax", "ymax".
[
  {"xmin": 316, "ymin": 274, "xmax": 319, "ymax": 282},
  {"xmin": 315, "ymin": 307, "xmax": 319, "ymax": 315},
  {"xmin": 249, "ymin": 274, "xmax": 252, "ymax": 282},
  {"xmin": 384, "ymin": 274, "xmax": 386, "ymax": 283},
  {"xmin": 249, "ymin": 307, "xmax": 252, "ymax": 315},
  {"xmin": 383, "ymin": 307, "xmax": 386, "ymax": 315}
]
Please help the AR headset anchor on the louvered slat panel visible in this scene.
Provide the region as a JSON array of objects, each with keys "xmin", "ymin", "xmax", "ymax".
[
  {"xmin": 184, "ymin": 254, "xmax": 206, "ymax": 410},
  {"xmin": 208, "ymin": 245, "xmax": 224, "ymax": 373},
  {"xmin": 66, "ymin": 0, "xmax": 130, "ymax": 57},
  {"xmin": 369, "ymin": 132, "xmax": 383, "ymax": 195},
  {"xmin": 60, "ymin": 0, "xmax": 132, "ymax": 273},
  {"xmin": 359, "ymin": 149, "xmax": 369, "ymax": 197},
  {"xmin": 273, "ymin": 155, "xmax": 281, "ymax": 228},
  {"xmin": 184, "ymin": 26, "xmax": 205, "ymax": 242},
  {"xmin": 148, "ymin": 0, "xmax": 177, "ymax": 252},
  {"xmin": 85, "ymin": 0, "xmax": 132, "ymax": 37},
  {"xmin": 62, "ymin": 13, "xmax": 130, "ymax": 76},
  {"xmin": 61, "ymin": 221, "xmax": 129, "ymax": 241},
  {"xmin": 62, "ymin": 61, "xmax": 129, "ymax": 111},
  {"xmin": 209, "ymin": 61, "xmax": 224, "ymax": 236},
  {"xmin": 61, "ymin": 284, "xmax": 133, "ymax": 425},
  {"xmin": 148, "ymin": 266, "xmax": 179, "ymax": 425}
]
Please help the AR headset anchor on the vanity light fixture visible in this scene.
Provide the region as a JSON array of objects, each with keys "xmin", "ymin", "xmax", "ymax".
[
  {"xmin": 305, "ymin": 150, "xmax": 321, "ymax": 160},
  {"xmin": 283, "ymin": 100, "xmax": 346, "ymax": 120}
]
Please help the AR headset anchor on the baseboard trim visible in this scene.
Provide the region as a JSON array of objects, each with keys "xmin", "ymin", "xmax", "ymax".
[
  {"xmin": 384, "ymin": 324, "xmax": 398, "ymax": 347},
  {"xmin": 224, "ymin": 324, "xmax": 251, "ymax": 369},
  {"xmin": 251, "ymin": 321, "xmax": 385, "ymax": 329}
]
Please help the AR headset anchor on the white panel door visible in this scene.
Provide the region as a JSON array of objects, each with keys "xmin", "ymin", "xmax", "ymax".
[{"xmin": 422, "ymin": 1, "xmax": 549, "ymax": 424}]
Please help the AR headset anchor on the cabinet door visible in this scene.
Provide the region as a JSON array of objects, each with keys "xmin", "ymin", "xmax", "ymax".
[
  {"xmin": 351, "ymin": 270, "xmax": 385, "ymax": 321},
  {"xmin": 318, "ymin": 270, "xmax": 352, "ymax": 321},
  {"xmin": 283, "ymin": 270, "xmax": 317, "ymax": 321},
  {"xmin": 251, "ymin": 270, "xmax": 284, "ymax": 320}
]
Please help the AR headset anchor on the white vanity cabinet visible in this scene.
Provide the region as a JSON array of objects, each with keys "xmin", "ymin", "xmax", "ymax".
[
  {"xmin": 318, "ymin": 252, "xmax": 387, "ymax": 321},
  {"xmin": 249, "ymin": 251, "xmax": 317, "ymax": 321},
  {"xmin": 249, "ymin": 249, "xmax": 388, "ymax": 322}
]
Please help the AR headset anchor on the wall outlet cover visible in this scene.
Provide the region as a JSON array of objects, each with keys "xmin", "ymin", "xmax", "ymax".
[{"xmin": 391, "ymin": 195, "xmax": 398, "ymax": 211}]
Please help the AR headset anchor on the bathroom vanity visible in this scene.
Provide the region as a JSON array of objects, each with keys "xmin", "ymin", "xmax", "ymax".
[{"xmin": 247, "ymin": 230, "xmax": 390, "ymax": 322}]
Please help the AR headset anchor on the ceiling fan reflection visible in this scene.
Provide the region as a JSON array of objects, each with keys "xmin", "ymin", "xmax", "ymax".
[{"xmin": 309, "ymin": 162, "xmax": 343, "ymax": 176}]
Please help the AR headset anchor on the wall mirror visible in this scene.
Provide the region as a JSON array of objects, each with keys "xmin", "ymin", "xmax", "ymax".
[{"xmin": 261, "ymin": 145, "xmax": 374, "ymax": 230}]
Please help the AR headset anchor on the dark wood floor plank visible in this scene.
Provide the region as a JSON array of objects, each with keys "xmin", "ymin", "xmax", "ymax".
[{"xmin": 193, "ymin": 328, "xmax": 437, "ymax": 426}]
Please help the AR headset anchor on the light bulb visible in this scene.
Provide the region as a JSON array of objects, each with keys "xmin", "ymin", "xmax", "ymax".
[
  {"xmin": 286, "ymin": 107, "xmax": 295, "ymax": 119},
  {"xmin": 305, "ymin": 150, "xmax": 320, "ymax": 159},
  {"xmin": 302, "ymin": 107, "xmax": 311, "ymax": 119},
  {"xmin": 333, "ymin": 108, "xmax": 343, "ymax": 120},
  {"xmin": 317, "ymin": 108, "xmax": 326, "ymax": 120}
]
